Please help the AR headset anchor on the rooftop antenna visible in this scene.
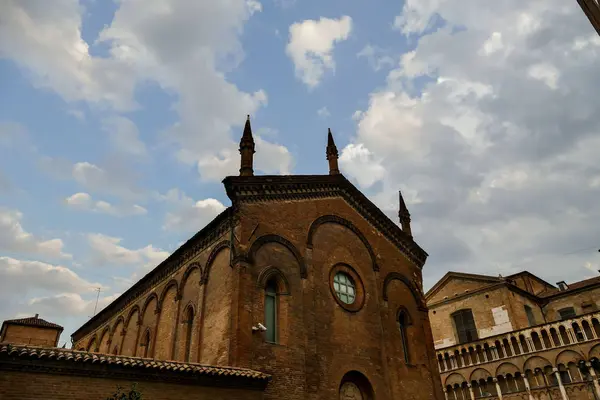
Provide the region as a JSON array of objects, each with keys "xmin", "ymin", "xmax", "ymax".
[{"xmin": 91, "ymin": 287, "xmax": 101, "ymax": 318}]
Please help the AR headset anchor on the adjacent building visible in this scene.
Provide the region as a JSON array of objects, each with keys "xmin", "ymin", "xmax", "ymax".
[
  {"xmin": 427, "ymin": 271, "xmax": 600, "ymax": 400},
  {"xmin": 577, "ymin": 0, "xmax": 600, "ymax": 36},
  {"xmin": 0, "ymin": 314, "xmax": 63, "ymax": 347}
]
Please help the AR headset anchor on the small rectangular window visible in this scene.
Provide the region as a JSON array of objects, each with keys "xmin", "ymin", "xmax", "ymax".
[
  {"xmin": 524, "ymin": 305, "xmax": 536, "ymax": 327},
  {"xmin": 265, "ymin": 293, "xmax": 277, "ymax": 343},
  {"xmin": 558, "ymin": 307, "xmax": 576, "ymax": 320},
  {"xmin": 452, "ymin": 309, "xmax": 478, "ymax": 344}
]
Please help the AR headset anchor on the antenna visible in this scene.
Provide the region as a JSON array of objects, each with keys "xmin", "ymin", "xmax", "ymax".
[{"xmin": 91, "ymin": 287, "xmax": 101, "ymax": 318}]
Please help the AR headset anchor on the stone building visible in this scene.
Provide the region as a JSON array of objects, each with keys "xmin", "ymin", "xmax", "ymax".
[
  {"xmin": 427, "ymin": 271, "xmax": 600, "ymax": 400},
  {"xmin": 1, "ymin": 117, "xmax": 444, "ymax": 400},
  {"xmin": 577, "ymin": 0, "xmax": 600, "ymax": 36}
]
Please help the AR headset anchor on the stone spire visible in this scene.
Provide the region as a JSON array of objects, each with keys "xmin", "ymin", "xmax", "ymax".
[
  {"xmin": 398, "ymin": 190, "xmax": 412, "ymax": 237},
  {"xmin": 239, "ymin": 115, "xmax": 256, "ymax": 176},
  {"xmin": 326, "ymin": 128, "xmax": 340, "ymax": 175}
]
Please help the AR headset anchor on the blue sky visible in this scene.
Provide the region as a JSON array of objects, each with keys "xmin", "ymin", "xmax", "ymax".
[{"xmin": 1, "ymin": 0, "xmax": 600, "ymax": 345}]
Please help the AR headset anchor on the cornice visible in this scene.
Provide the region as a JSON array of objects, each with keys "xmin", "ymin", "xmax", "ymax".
[
  {"xmin": 223, "ymin": 174, "xmax": 428, "ymax": 268},
  {"xmin": 72, "ymin": 208, "xmax": 235, "ymax": 342}
]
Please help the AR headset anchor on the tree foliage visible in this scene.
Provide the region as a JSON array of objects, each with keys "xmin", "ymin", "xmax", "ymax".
[{"xmin": 105, "ymin": 383, "xmax": 143, "ymax": 400}]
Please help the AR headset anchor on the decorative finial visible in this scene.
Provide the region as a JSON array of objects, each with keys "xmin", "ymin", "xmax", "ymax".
[
  {"xmin": 326, "ymin": 128, "xmax": 340, "ymax": 175},
  {"xmin": 239, "ymin": 115, "xmax": 256, "ymax": 176},
  {"xmin": 398, "ymin": 190, "xmax": 412, "ymax": 237}
]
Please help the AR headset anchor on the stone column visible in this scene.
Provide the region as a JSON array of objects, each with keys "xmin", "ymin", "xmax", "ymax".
[
  {"xmin": 444, "ymin": 356, "xmax": 450, "ymax": 371},
  {"xmin": 494, "ymin": 378, "xmax": 503, "ymax": 400},
  {"xmin": 586, "ymin": 362, "xmax": 600, "ymax": 400},
  {"xmin": 443, "ymin": 388, "xmax": 449, "ymax": 400},
  {"xmin": 553, "ymin": 367, "xmax": 568, "ymax": 400},
  {"xmin": 522, "ymin": 374, "xmax": 535, "ymax": 400},
  {"xmin": 517, "ymin": 340, "xmax": 525, "ymax": 354},
  {"xmin": 467, "ymin": 383, "xmax": 475, "ymax": 400}
]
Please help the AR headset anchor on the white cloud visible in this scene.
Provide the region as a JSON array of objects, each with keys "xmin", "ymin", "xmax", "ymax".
[
  {"xmin": 87, "ymin": 233, "xmax": 170, "ymax": 270},
  {"xmin": 1, "ymin": 0, "xmax": 290, "ymax": 181},
  {"xmin": 286, "ymin": 16, "xmax": 352, "ymax": 88},
  {"xmin": 344, "ymin": 0, "xmax": 600, "ymax": 288},
  {"xmin": 357, "ymin": 44, "xmax": 396, "ymax": 71},
  {"xmin": 65, "ymin": 192, "xmax": 147, "ymax": 217},
  {"xmin": 27, "ymin": 292, "xmax": 120, "ymax": 319},
  {"xmin": 101, "ymin": 116, "xmax": 147, "ymax": 156},
  {"xmin": 339, "ymin": 143, "xmax": 386, "ymax": 188},
  {"xmin": 0, "ymin": 0, "xmax": 137, "ymax": 111},
  {"xmin": 0, "ymin": 256, "xmax": 99, "ymax": 296},
  {"xmin": 160, "ymin": 188, "xmax": 227, "ymax": 232},
  {"xmin": 40, "ymin": 157, "xmax": 145, "ymax": 200},
  {"xmin": 0, "ymin": 208, "xmax": 72, "ymax": 260},
  {"xmin": 195, "ymin": 134, "xmax": 293, "ymax": 181},
  {"xmin": 317, "ymin": 106, "xmax": 331, "ymax": 118}
]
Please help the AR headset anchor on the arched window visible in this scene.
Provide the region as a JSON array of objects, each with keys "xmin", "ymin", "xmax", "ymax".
[
  {"xmin": 452, "ymin": 309, "xmax": 478, "ymax": 344},
  {"xmin": 184, "ymin": 306, "xmax": 194, "ymax": 362},
  {"xmin": 265, "ymin": 279, "xmax": 278, "ymax": 343},
  {"xmin": 398, "ymin": 309, "xmax": 410, "ymax": 364},
  {"xmin": 142, "ymin": 330, "xmax": 151, "ymax": 358}
]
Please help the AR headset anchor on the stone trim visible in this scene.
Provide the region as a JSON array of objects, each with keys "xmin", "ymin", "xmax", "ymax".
[{"xmin": 382, "ymin": 272, "xmax": 428, "ymax": 311}]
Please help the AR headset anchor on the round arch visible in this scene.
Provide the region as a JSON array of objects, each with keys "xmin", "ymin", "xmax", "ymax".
[
  {"xmin": 249, "ymin": 234, "xmax": 307, "ymax": 278},
  {"xmin": 523, "ymin": 356, "xmax": 553, "ymax": 372},
  {"xmin": 111, "ymin": 316, "xmax": 125, "ymax": 336},
  {"xmin": 257, "ymin": 266, "xmax": 290, "ymax": 294},
  {"xmin": 588, "ymin": 343, "xmax": 600, "ymax": 360},
  {"xmin": 496, "ymin": 362, "xmax": 520, "ymax": 377},
  {"xmin": 158, "ymin": 279, "xmax": 180, "ymax": 307},
  {"xmin": 470, "ymin": 368, "xmax": 492, "ymax": 382},
  {"xmin": 141, "ymin": 292, "xmax": 159, "ymax": 315},
  {"xmin": 203, "ymin": 240, "xmax": 231, "ymax": 284},
  {"xmin": 382, "ymin": 272, "xmax": 427, "ymax": 310},
  {"xmin": 445, "ymin": 372, "xmax": 467, "ymax": 387},
  {"xmin": 339, "ymin": 370, "xmax": 374, "ymax": 400},
  {"xmin": 182, "ymin": 262, "xmax": 202, "ymax": 287},
  {"xmin": 125, "ymin": 305, "xmax": 140, "ymax": 326},
  {"xmin": 556, "ymin": 349, "xmax": 584, "ymax": 366},
  {"xmin": 307, "ymin": 214, "xmax": 378, "ymax": 271}
]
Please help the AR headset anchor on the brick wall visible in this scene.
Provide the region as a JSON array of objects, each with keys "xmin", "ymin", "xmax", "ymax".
[
  {"xmin": 0, "ymin": 370, "xmax": 263, "ymax": 400},
  {"xmin": 544, "ymin": 287, "xmax": 600, "ymax": 322},
  {"xmin": 1, "ymin": 325, "xmax": 60, "ymax": 347}
]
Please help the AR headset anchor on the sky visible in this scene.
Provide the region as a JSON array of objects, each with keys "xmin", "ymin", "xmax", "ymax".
[{"xmin": 0, "ymin": 0, "xmax": 599, "ymax": 347}]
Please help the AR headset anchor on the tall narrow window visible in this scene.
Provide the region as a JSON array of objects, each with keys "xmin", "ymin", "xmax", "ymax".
[
  {"xmin": 184, "ymin": 306, "xmax": 194, "ymax": 362},
  {"xmin": 142, "ymin": 330, "xmax": 151, "ymax": 358},
  {"xmin": 265, "ymin": 279, "xmax": 277, "ymax": 343},
  {"xmin": 524, "ymin": 305, "xmax": 536, "ymax": 326},
  {"xmin": 398, "ymin": 310, "xmax": 410, "ymax": 364},
  {"xmin": 452, "ymin": 309, "xmax": 478, "ymax": 344}
]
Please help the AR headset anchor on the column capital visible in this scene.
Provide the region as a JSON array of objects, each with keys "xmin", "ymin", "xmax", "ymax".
[
  {"xmin": 493, "ymin": 378, "xmax": 498, "ymax": 383},
  {"xmin": 467, "ymin": 383, "xmax": 472, "ymax": 388},
  {"xmin": 443, "ymin": 388, "xmax": 447, "ymax": 393},
  {"xmin": 552, "ymin": 367, "xmax": 559, "ymax": 373}
]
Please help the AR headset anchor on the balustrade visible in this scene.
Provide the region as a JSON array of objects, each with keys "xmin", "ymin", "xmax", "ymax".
[{"xmin": 436, "ymin": 312, "xmax": 600, "ymax": 373}]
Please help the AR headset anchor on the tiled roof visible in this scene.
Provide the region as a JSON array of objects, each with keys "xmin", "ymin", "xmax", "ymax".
[
  {"xmin": 3, "ymin": 315, "xmax": 63, "ymax": 330},
  {"xmin": 0, "ymin": 344, "xmax": 271, "ymax": 381},
  {"xmin": 538, "ymin": 276, "xmax": 600, "ymax": 298}
]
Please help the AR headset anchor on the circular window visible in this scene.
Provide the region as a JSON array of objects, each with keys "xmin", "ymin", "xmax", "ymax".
[
  {"xmin": 329, "ymin": 264, "xmax": 365, "ymax": 312},
  {"xmin": 333, "ymin": 272, "xmax": 356, "ymax": 304}
]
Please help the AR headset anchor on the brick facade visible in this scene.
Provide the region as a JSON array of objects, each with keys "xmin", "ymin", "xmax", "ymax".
[
  {"xmin": 1, "ymin": 123, "xmax": 444, "ymax": 399},
  {"xmin": 427, "ymin": 271, "xmax": 600, "ymax": 400}
]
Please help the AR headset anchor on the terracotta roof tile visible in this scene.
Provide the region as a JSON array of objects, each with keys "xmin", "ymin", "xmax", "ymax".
[
  {"xmin": 3, "ymin": 315, "xmax": 63, "ymax": 330},
  {"xmin": 538, "ymin": 275, "xmax": 600, "ymax": 298},
  {"xmin": 0, "ymin": 344, "xmax": 271, "ymax": 381}
]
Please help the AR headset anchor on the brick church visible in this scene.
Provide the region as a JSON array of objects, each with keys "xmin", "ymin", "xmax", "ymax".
[{"xmin": 0, "ymin": 117, "xmax": 444, "ymax": 400}]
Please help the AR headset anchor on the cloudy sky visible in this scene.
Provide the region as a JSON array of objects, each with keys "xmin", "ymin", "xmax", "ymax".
[{"xmin": 1, "ymin": 0, "xmax": 599, "ymax": 345}]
